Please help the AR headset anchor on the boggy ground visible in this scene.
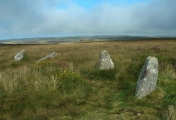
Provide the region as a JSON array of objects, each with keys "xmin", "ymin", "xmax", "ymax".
[{"xmin": 0, "ymin": 40, "xmax": 176, "ymax": 119}]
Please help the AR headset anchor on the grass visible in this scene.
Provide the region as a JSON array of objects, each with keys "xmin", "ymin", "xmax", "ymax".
[
  {"xmin": 162, "ymin": 105, "xmax": 176, "ymax": 120},
  {"xmin": 0, "ymin": 40, "xmax": 176, "ymax": 119}
]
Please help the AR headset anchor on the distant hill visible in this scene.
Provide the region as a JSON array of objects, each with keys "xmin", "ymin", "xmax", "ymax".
[{"xmin": 0, "ymin": 35, "xmax": 176, "ymax": 44}]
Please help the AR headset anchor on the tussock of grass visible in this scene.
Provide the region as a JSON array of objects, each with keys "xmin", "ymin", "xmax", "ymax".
[
  {"xmin": 0, "ymin": 40, "xmax": 175, "ymax": 119},
  {"xmin": 162, "ymin": 105, "xmax": 176, "ymax": 120}
]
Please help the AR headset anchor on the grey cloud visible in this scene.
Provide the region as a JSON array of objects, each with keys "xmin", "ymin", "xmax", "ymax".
[
  {"xmin": 0, "ymin": 0, "xmax": 45, "ymax": 36},
  {"xmin": 0, "ymin": 0, "xmax": 176, "ymax": 39},
  {"xmin": 132, "ymin": 0, "xmax": 176, "ymax": 34}
]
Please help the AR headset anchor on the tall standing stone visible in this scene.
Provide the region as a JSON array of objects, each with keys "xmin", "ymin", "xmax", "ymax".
[
  {"xmin": 98, "ymin": 50, "xmax": 114, "ymax": 70},
  {"xmin": 135, "ymin": 56, "xmax": 158, "ymax": 99},
  {"xmin": 14, "ymin": 49, "xmax": 26, "ymax": 61},
  {"xmin": 37, "ymin": 52, "xmax": 57, "ymax": 62}
]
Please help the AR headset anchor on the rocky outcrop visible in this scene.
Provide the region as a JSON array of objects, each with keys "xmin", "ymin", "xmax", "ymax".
[
  {"xmin": 98, "ymin": 50, "xmax": 114, "ymax": 70},
  {"xmin": 37, "ymin": 52, "xmax": 57, "ymax": 62},
  {"xmin": 14, "ymin": 49, "xmax": 26, "ymax": 61},
  {"xmin": 135, "ymin": 56, "xmax": 158, "ymax": 99}
]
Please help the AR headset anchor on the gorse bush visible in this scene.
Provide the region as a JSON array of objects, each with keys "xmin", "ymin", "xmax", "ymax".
[{"xmin": 57, "ymin": 70, "xmax": 84, "ymax": 93}]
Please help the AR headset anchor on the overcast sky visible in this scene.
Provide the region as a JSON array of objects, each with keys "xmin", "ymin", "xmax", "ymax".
[{"xmin": 0, "ymin": 0, "xmax": 176, "ymax": 39}]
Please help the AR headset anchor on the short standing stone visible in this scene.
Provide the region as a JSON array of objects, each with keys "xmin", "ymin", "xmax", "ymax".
[
  {"xmin": 37, "ymin": 52, "xmax": 57, "ymax": 62},
  {"xmin": 135, "ymin": 56, "xmax": 158, "ymax": 99},
  {"xmin": 14, "ymin": 49, "xmax": 26, "ymax": 61},
  {"xmin": 98, "ymin": 50, "xmax": 114, "ymax": 70}
]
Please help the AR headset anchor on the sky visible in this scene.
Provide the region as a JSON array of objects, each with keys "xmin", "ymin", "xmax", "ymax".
[{"xmin": 0, "ymin": 0, "xmax": 176, "ymax": 40}]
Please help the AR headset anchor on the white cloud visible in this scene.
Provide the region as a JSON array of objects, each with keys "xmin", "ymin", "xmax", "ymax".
[{"xmin": 0, "ymin": 0, "xmax": 176, "ymax": 39}]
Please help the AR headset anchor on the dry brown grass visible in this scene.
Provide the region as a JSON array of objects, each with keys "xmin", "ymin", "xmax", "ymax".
[{"xmin": 163, "ymin": 105, "xmax": 176, "ymax": 120}]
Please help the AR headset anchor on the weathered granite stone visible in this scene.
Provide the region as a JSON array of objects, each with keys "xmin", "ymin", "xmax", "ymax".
[
  {"xmin": 98, "ymin": 50, "xmax": 114, "ymax": 70},
  {"xmin": 37, "ymin": 52, "xmax": 57, "ymax": 62},
  {"xmin": 14, "ymin": 49, "xmax": 26, "ymax": 61},
  {"xmin": 135, "ymin": 56, "xmax": 158, "ymax": 99}
]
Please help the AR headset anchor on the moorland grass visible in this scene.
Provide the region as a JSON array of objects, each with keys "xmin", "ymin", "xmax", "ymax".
[{"xmin": 0, "ymin": 40, "xmax": 175, "ymax": 119}]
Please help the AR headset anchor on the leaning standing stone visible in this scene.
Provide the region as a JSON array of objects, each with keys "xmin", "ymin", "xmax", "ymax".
[
  {"xmin": 135, "ymin": 56, "xmax": 158, "ymax": 99},
  {"xmin": 98, "ymin": 50, "xmax": 114, "ymax": 70},
  {"xmin": 14, "ymin": 49, "xmax": 26, "ymax": 61},
  {"xmin": 37, "ymin": 52, "xmax": 57, "ymax": 62}
]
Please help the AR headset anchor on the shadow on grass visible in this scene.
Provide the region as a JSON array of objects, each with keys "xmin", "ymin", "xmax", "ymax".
[
  {"xmin": 82, "ymin": 67, "xmax": 117, "ymax": 81},
  {"xmin": 117, "ymin": 55, "xmax": 145, "ymax": 88}
]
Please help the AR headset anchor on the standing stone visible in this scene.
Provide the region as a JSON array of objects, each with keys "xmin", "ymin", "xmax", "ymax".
[
  {"xmin": 98, "ymin": 50, "xmax": 114, "ymax": 70},
  {"xmin": 14, "ymin": 49, "xmax": 26, "ymax": 61},
  {"xmin": 135, "ymin": 56, "xmax": 158, "ymax": 99},
  {"xmin": 37, "ymin": 52, "xmax": 57, "ymax": 62}
]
